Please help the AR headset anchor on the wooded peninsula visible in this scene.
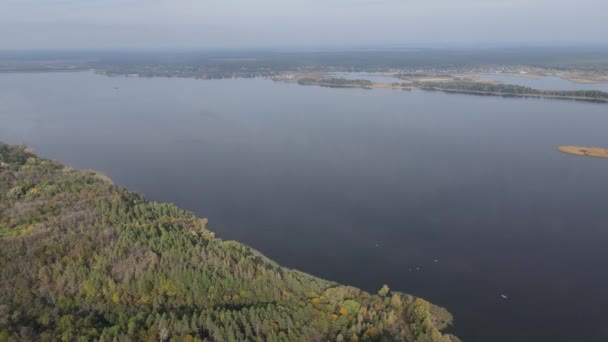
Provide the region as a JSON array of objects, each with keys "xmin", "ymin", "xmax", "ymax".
[{"xmin": 0, "ymin": 143, "xmax": 459, "ymax": 342}]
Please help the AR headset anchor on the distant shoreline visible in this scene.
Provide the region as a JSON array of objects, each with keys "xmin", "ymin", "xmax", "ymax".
[
  {"xmin": 415, "ymin": 86, "xmax": 608, "ymax": 103},
  {"xmin": 288, "ymin": 76, "xmax": 608, "ymax": 103},
  {"xmin": 2, "ymin": 68, "xmax": 607, "ymax": 103}
]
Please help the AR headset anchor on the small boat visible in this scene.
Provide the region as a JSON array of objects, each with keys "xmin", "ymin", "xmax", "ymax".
[{"xmin": 501, "ymin": 294, "xmax": 508, "ymax": 299}]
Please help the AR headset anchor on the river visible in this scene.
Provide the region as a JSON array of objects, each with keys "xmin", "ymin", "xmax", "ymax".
[{"xmin": 2, "ymin": 72, "xmax": 608, "ymax": 341}]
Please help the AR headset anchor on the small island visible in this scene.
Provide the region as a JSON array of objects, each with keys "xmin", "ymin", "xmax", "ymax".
[
  {"xmin": 412, "ymin": 81, "xmax": 608, "ymax": 103},
  {"xmin": 274, "ymin": 73, "xmax": 608, "ymax": 103},
  {"xmin": 558, "ymin": 146, "xmax": 608, "ymax": 158}
]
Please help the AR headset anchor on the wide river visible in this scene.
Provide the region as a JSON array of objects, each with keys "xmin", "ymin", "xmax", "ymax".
[{"xmin": 2, "ymin": 72, "xmax": 608, "ymax": 341}]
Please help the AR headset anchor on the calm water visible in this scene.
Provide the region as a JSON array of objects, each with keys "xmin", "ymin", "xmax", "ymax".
[
  {"xmin": 475, "ymin": 73, "xmax": 608, "ymax": 91},
  {"xmin": 2, "ymin": 72, "xmax": 608, "ymax": 342}
]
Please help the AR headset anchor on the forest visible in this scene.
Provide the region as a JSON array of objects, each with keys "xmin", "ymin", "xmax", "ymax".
[{"xmin": 0, "ymin": 143, "xmax": 458, "ymax": 342}]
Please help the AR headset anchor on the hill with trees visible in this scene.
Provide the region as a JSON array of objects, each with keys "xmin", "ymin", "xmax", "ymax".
[{"xmin": 0, "ymin": 143, "xmax": 458, "ymax": 342}]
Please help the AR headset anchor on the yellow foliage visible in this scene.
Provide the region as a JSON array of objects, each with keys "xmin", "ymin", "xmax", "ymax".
[
  {"xmin": 364, "ymin": 327, "xmax": 379, "ymax": 339},
  {"xmin": 22, "ymin": 225, "xmax": 34, "ymax": 235},
  {"xmin": 411, "ymin": 298, "xmax": 431, "ymax": 320},
  {"xmin": 158, "ymin": 279, "xmax": 179, "ymax": 297},
  {"xmin": 386, "ymin": 310, "xmax": 397, "ymax": 326},
  {"xmin": 391, "ymin": 294, "xmax": 403, "ymax": 308},
  {"xmin": 339, "ymin": 307, "xmax": 349, "ymax": 315},
  {"xmin": 138, "ymin": 294, "xmax": 151, "ymax": 305},
  {"xmin": 83, "ymin": 279, "xmax": 97, "ymax": 299},
  {"xmin": 378, "ymin": 284, "xmax": 390, "ymax": 296},
  {"xmin": 330, "ymin": 314, "xmax": 338, "ymax": 320},
  {"xmin": 311, "ymin": 297, "xmax": 320, "ymax": 304}
]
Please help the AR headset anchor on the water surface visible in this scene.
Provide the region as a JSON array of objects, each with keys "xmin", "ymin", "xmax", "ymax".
[{"xmin": 2, "ymin": 72, "xmax": 608, "ymax": 342}]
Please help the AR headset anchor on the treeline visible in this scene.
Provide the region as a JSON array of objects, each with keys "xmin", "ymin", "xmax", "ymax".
[
  {"xmin": 0, "ymin": 143, "xmax": 458, "ymax": 342},
  {"xmin": 414, "ymin": 81, "xmax": 608, "ymax": 102},
  {"xmin": 101, "ymin": 67, "xmax": 275, "ymax": 80},
  {"xmin": 298, "ymin": 78, "xmax": 374, "ymax": 88}
]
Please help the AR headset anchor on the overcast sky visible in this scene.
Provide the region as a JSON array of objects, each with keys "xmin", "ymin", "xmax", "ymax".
[{"xmin": 1, "ymin": 0, "xmax": 607, "ymax": 49}]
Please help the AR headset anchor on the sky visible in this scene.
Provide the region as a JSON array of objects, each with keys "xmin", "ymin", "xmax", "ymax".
[{"xmin": 1, "ymin": 0, "xmax": 607, "ymax": 50}]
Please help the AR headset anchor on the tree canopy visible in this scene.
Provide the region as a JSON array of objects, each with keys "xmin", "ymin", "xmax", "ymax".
[{"xmin": 0, "ymin": 143, "xmax": 457, "ymax": 342}]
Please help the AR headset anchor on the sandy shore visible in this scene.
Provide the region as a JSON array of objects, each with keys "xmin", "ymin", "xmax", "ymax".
[{"xmin": 558, "ymin": 146, "xmax": 608, "ymax": 158}]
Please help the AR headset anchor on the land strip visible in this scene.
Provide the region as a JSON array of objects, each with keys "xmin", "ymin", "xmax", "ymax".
[{"xmin": 558, "ymin": 146, "xmax": 608, "ymax": 158}]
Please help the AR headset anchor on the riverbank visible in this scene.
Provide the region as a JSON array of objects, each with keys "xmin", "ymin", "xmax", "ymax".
[
  {"xmin": 415, "ymin": 84, "xmax": 608, "ymax": 103},
  {"xmin": 279, "ymin": 74, "xmax": 608, "ymax": 103}
]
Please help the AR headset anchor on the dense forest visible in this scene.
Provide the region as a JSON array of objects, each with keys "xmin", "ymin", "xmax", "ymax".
[{"xmin": 0, "ymin": 143, "xmax": 459, "ymax": 342}]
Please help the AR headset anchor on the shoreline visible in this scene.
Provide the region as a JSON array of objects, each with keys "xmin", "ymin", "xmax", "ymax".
[
  {"xmin": 558, "ymin": 146, "xmax": 608, "ymax": 158},
  {"xmin": 290, "ymin": 78, "xmax": 608, "ymax": 103},
  {"xmin": 3, "ymin": 68, "xmax": 607, "ymax": 103},
  {"xmin": 416, "ymin": 86, "xmax": 608, "ymax": 103}
]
